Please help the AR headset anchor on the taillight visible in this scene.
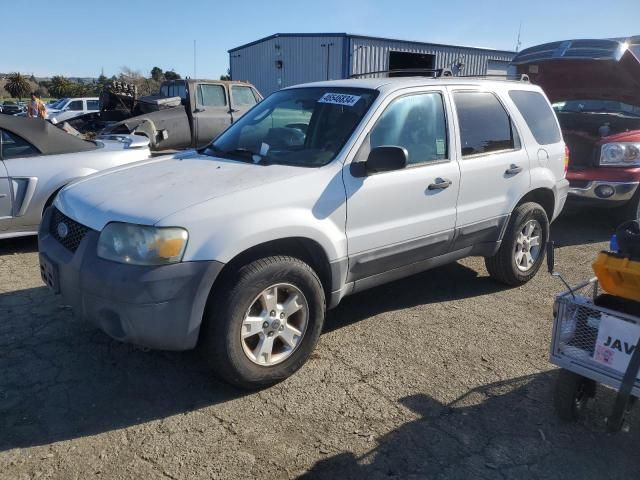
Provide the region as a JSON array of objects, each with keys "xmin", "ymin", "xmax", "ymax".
[{"xmin": 564, "ymin": 144, "xmax": 570, "ymax": 176}]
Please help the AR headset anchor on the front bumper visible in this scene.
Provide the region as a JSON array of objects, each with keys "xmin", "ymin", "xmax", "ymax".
[
  {"xmin": 568, "ymin": 180, "xmax": 639, "ymax": 202},
  {"xmin": 38, "ymin": 207, "xmax": 224, "ymax": 350}
]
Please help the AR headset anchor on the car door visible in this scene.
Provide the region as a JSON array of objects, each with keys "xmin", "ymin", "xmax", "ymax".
[
  {"xmin": 0, "ymin": 157, "xmax": 11, "ymax": 224},
  {"xmin": 344, "ymin": 88, "xmax": 460, "ymax": 285},
  {"xmin": 0, "ymin": 129, "xmax": 40, "ymax": 230},
  {"xmin": 448, "ymin": 88, "xmax": 531, "ymax": 249},
  {"xmin": 193, "ymin": 83, "xmax": 233, "ymax": 147},
  {"xmin": 229, "ymin": 85, "xmax": 260, "ymax": 122},
  {"xmin": 58, "ymin": 99, "xmax": 83, "ymax": 122}
]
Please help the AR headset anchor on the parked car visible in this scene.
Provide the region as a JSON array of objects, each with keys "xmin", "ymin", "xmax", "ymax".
[
  {"xmin": 47, "ymin": 97, "xmax": 100, "ymax": 124},
  {"xmin": 39, "ymin": 77, "xmax": 568, "ymax": 388},
  {"xmin": 0, "ymin": 116, "xmax": 150, "ymax": 239},
  {"xmin": 66, "ymin": 79, "xmax": 262, "ymax": 152},
  {"xmin": 512, "ymin": 37, "xmax": 640, "ymax": 219},
  {"xmin": 1, "ymin": 101, "xmax": 24, "ymax": 115}
]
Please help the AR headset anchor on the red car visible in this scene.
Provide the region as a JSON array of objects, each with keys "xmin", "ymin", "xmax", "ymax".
[{"xmin": 512, "ymin": 37, "xmax": 640, "ymax": 219}]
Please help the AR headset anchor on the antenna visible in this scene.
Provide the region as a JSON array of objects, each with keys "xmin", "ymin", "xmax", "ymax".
[
  {"xmin": 515, "ymin": 21, "xmax": 522, "ymax": 52},
  {"xmin": 194, "ymin": 40, "xmax": 197, "ymax": 79}
]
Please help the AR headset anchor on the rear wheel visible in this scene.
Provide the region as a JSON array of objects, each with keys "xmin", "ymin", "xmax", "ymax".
[
  {"xmin": 199, "ymin": 256, "xmax": 325, "ymax": 389},
  {"xmin": 485, "ymin": 202, "xmax": 549, "ymax": 286}
]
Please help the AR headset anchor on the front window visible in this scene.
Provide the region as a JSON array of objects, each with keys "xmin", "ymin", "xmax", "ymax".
[
  {"xmin": 68, "ymin": 100, "xmax": 83, "ymax": 111},
  {"xmin": 231, "ymin": 85, "xmax": 258, "ymax": 107},
  {"xmin": 206, "ymin": 87, "xmax": 378, "ymax": 167},
  {"xmin": 0, "ymin": 130, "xmax": 40, "ymax": 159},
  {"xmin": 553, "ymin": 99, "xmax": 640, "ymax": 118}
]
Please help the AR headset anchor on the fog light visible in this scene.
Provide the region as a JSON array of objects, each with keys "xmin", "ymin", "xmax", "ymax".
[{"xmin": 595, "ymin": 184, "xmax": 615, "ymax": 198}]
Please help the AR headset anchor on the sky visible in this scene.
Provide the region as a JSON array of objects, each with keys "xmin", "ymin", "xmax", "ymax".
[{"xmin": 2, "ymin": 0, "xmax": 638, "ymax": 79}]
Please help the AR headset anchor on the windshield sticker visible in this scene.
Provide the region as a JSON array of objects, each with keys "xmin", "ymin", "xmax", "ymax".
[
  {"xmin": 436, "ymin": 139, "xmax": 446, "ymax": 155},
  {"xmin": 318, "ymin": 93, "xmax": 361, "ymax": 107}
]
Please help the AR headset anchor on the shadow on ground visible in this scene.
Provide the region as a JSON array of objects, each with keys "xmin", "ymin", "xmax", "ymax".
[
  {"xmin": 0, "ymin": 236, "xmax": 38, "ymax": 255},
  {"xmin": 551, "ymin": 209, "xmax": 616, "ymax": 248},
  {"xmin": 300, "ymin": 373, "xmax": 640, "ymax": 479}
]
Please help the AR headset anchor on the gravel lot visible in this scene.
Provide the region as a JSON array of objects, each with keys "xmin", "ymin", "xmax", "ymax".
[{"xmin": 1, "ymin": 210, "xmax": 639, "ymax": 479}]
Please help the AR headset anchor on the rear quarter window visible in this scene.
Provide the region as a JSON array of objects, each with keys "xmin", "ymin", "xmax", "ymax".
[{"xmin": 508, "ymin": 90, "xmax": 561, "ymax": 145}]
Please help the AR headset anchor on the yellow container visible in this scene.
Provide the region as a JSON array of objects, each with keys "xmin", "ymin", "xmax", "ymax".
[{"xmin": 593, "ymin": 252, "xmax": 640, "ymax": 301}]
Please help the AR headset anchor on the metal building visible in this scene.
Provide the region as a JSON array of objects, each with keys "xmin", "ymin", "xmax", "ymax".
[{"xmin": 229, "ymin": 33, "xmax": 516, "ymax": 96}]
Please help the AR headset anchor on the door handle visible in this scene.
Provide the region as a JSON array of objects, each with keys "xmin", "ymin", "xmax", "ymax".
[
  {"xmin": 228, "ymin": 108, "xmax": 239, "ymax": 114},
  {"xmin": 428, "ymin": 178, "xmax": 452, "ymax": 190},
  {"xmin": 194, "ymin": 108, "xmax": 206, "ymax": 113},
  {"xmin": 0, "ymin": 194, "xmax": 7, "ymax": 198},
  {"xmin": 505, "ymin": 164, "xmax": 523, "ymax": 175}
]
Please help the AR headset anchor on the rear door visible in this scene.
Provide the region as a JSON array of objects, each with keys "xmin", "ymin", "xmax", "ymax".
[
  {"xmin": 449, "ymin": 88, "xmax": 531, "ymax": 248},
  {"xmin": 229, "ymin": 84, "xmax": 260, "ymax": 122},
  {"xmin": 193, "ymin": 83, "xmax": 232, "ymax": 147}
]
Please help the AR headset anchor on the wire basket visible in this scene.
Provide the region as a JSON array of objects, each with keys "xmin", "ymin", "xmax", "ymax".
[{"xmin": 550, "ymin": 278, "xmax": 640, "ymax": 397}]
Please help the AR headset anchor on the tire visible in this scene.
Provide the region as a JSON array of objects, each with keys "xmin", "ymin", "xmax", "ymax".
[
  {"xmin": 485, "ymin": 202, "xmax": 549, "ymax": 286},
  {"xmin": 554, "ymin": 370, "xmax": 596, "ymax": 421},
  {"xmin": 200, "ymin": 255, "xmax": 326, "ymax": 389},
  {"xmin": 616, "ymin": 188, "xmax": 640, "ymax": 223}
]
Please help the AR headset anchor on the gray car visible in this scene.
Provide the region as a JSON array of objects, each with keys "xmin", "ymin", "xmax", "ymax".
[{"xmin": 0, "ymin": 116, "xmax": 150, "ymax": 239}]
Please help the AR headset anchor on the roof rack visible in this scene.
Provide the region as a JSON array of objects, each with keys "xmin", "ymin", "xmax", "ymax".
[
  {"xmin": 349, "ymin": 68, "xmax": 454, "ymax": 79},
  {"xmin": 452, "ymin": 73, "xmax": 530, "ymax": 82},
  {"xmin": 349, "ymin": 69, "xmax": 529, "ymax": 82}
]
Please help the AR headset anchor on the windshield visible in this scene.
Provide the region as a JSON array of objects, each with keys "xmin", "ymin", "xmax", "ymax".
[
  {"xmin": 49, "ymin": 98, "xmax": 67, "ymax": 109},
  {"xmin": 553, "ymin": 99, "xmax": 640, "ymax": 117},
  {"xmin": 206, "ymin": 87, "xmax": 378, "ymax": 167}
]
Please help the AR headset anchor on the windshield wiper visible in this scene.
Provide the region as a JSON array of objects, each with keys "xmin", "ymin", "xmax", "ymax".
[{"xmin": 204, "ymin": 145, "xmax": 264, "ymax": 163}]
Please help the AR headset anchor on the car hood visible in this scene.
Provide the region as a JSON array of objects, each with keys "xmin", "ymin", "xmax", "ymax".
[
  {"xmin": 512, "ymin": 39, "xmax": 640, "ymax": 105},
  {"xmin": 56, "ymin": 151, "xmax": 311, "ymax": 231}
]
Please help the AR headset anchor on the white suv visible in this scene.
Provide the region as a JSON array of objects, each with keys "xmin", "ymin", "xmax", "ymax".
[{"xmin": 38, "ymin": 77, "xmax": 569, "ymax": 388}]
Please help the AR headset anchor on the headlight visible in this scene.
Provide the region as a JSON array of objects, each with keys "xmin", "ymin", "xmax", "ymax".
[
  {"xmin": 600, "ymin": 142, "xmax": 640, "ymax": 166},
  {"xmin": 97, "ymin": 223, "xmax": 188, "ymax": 265}
]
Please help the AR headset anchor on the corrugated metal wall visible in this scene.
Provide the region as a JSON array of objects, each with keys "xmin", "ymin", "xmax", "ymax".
[
  {"xmin": 230, "ymin": 34, "xmax": 516, "ymax": 96},
  {"xmin": 231, "ymin": 35, "xmax": 346, "ymax": 96},
  {"xmin": 349, "ymin": 36, "xmax": 515, "ymax": 77}
]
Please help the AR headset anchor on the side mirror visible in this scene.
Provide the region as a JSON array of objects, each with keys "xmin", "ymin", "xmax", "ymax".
[
  {"xmin": 546, "ymin": 241, "xmax": 555, "ymax": 274},
  {"xmin": 365, "ymin": 146, "xmax": 408, "ymax": 175}
]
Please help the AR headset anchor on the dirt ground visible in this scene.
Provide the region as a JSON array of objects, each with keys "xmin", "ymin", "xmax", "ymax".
[{"xmin": 1, "ymin": 210, "xmax": 639, "ymax": 479}]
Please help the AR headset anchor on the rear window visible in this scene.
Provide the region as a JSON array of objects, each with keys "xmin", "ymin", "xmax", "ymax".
[
  {"xmin": 453, "ymin": 91, "xmax": 518, "ymax": 157},
  {"xmin": 509, "ymin": 90, "xmax": 561, "ymax": 145}
]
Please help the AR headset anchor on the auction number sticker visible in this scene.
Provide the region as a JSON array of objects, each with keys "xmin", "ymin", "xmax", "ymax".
[
  {"xmin": 593, "ymin": 313, "xmax": 640, "ymax": 379},
  {"xmin": 318, "ymin": 93, "xmax": 361, "ymax": 107}
]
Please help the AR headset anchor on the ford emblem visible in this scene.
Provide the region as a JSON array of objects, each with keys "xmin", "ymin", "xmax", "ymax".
[{"xmin": 57, "ymin": 222, "xmax": 69, "ymax": 239}]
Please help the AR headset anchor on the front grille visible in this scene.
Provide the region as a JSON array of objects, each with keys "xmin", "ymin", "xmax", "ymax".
[{"xmin": 49, "ymin": 208, "xmax": 90, "ymax": 252}]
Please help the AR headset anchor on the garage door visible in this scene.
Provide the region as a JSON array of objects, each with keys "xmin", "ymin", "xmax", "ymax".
[{"xmin": 486, "ymin": 60, "xmax": 517, "ymax": 77}]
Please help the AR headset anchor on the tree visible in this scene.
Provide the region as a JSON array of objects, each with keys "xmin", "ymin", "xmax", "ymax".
[
  {"xmin": 220, "ymin": 74, "xmax": 231, "ymax": 81},
  {"xmin": 49, "ymin": 75, "xmax": 74, "ymax": 98},
  {"xmin": 5, "ymin": 72, "xmax": 31, "ymax": 100},
  {"xmin": 163, "ymin": 70, "xmax": 181, "ymax": 80},
  {"xmin": 151, "ymin": 66, "xmax": 164, "ymax": 82}
]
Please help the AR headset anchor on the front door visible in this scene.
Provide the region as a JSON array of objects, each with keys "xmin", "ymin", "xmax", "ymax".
[
  {"xmin": 344, "ymin": 89, "xmax": 460, "ymax": 283},
  {"xmin": 0, "ymin": 160, "xmax": 12, "ymax": 224},
  {"xmin": 449, "ymin": 89, "xmax": 531, "ymax": 249},
  {"xmin": 193, "ymin": 83, "xmax": 232, "ymax": 147},
  {"xmin": 229, "ymin": 84, "xmax": 260, "ymax": 122}
]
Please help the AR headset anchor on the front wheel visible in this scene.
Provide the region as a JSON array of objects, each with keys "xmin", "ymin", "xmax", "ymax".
[
  {"xmin": 200, "ymin": 256, "xmax": 326, "ymax": 389},
  {"xmin": 485, "ymin": 202, "xmax": 549, "ymax": 286},
  {"xmin": 554, "ymin": 370, "xmax": 597, "ymax": 421}
]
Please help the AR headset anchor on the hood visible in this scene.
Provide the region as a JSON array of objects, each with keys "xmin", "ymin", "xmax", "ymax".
[
  {"xmin": 56, "ymin": 151, "xmax": 310, "ymax": 231},
  {"xmin": 600, "ymin": 130, "xmax": 640, "ymax": 144},
  {"xmin": 512, "ymin": 38, "xmax": 640, "ymax": 105}
]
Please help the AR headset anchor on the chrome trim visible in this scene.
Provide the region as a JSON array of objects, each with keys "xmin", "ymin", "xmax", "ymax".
[{"xmin": 568, "ymin": 180, "xmax": 639, "ymax": 201}]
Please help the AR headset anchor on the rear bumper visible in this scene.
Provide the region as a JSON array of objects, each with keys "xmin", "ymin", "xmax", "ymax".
[
  {"xmin": 38, "ymin": 207, "xmax": 224, "ymax": 350},
  {"xmin": 552, "ymin": 178, "xmax": 570, "ymax": 222}
]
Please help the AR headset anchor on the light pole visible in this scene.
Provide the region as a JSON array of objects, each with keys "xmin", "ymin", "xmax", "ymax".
[{"xmin": 321, "ymin": 42, "xmax": 334, "ymax": 80}]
